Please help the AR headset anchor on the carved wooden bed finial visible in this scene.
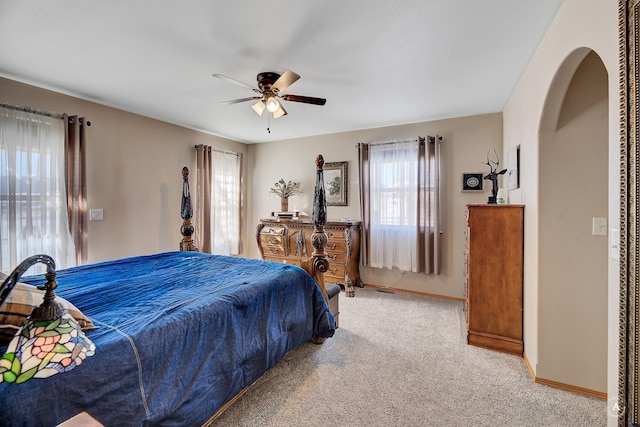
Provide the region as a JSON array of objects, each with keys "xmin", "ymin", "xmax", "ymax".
[
  {"xmin": 300, "ymin": 155, "xmax": 330, "ymax": 304},
  {"xmin": 180, "ymin": 166, "xmax": 198, "ymax": 252}
]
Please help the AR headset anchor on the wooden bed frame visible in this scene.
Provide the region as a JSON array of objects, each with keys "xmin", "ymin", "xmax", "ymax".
[
  {"xmin": 181, "ymin": 154, "xmax": 334, "ymax": 307},
  {"xmin": 201, "ymin": 154, "xmax": 336, "ymax": 425},
  {"xmin": 34, "ymin": 154, "xmax": 338, "ymax": 427}
]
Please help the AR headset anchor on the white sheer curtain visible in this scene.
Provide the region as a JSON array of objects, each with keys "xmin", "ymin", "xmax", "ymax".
[
  {"xmin": 211, "ymin": 150, "xmax": 242, "ymax": 255},
  {"xmin": 369, "ymin": 140, "xmax": 420, "ymax": 271},
  {"xmin": 361, "ymin": 136, "xmax": 441, "ymax": 274},
  {"xmin": 0, "ymin": 106, "xmax": 76, "ymax": 273}
]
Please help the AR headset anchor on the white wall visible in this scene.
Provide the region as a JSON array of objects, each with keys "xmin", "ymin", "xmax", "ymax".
[{"xmin": 502, "ymin": 0, "xmax": 618, "ymax": 416}]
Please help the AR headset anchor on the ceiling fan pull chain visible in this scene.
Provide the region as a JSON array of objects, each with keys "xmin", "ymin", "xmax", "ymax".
[{"xmin": 267, "ymin": 115, "xmax": 271, "ymax": 134}]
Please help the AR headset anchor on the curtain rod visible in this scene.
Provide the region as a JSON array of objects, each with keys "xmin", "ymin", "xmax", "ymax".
[
  {"xmin": 355, "ymin": 135, "xmax": 441, "ymax": 148},
  {"xmin": 0, "ymin": 103, "xmax": 64, "ymax": 120},
  {"xmin": 194, "ymin": 145, "xmax": 240, "ymax": 157}
]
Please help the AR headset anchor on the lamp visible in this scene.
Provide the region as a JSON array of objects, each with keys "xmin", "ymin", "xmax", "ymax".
[
  {"xmin": 251, "ymin": 96, "xmax": 288, "ymax": 120},
  {"xmin": 265, "ymin": 95, "xmax": 280, "ymax": 113},
  {"xmin": 0, "ymin": 254, "xmax": 95, "ymax": 384}
]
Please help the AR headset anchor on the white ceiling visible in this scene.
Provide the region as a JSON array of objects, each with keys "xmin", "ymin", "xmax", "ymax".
[{"xmin": 0, "ymin": 0, "xmax": 564, "ymax": 144}]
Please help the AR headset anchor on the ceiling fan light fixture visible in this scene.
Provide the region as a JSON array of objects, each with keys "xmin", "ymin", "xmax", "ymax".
[
  {"xmin": 251, "ymin": 100, "xmax": 266, "ymax": 116},
  {"xmin": 273, "ymin": 104, "xmax": 287, "ymax": 119},
  {"xmin": 214, "ymin": 70, "xmax": 325, "ymax": 121},
  {"xmin": 265, "ymin": 96, "xmax": 280, "ymax": 113}
]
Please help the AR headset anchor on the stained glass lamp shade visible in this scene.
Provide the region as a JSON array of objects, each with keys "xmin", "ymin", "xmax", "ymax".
[{"xmin": 0, "ymin": 254, "xmax": 95, "ymax": 384}]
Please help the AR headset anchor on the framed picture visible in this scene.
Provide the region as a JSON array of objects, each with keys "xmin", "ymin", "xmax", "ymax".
[
  {"xmin": 507, "ymin": 145, "xmax": 520, "ymax": 190},
  {"xmin": 324, "ymin": 161, "xmax": 348, "ymax": 206},
  {"xmin": 462, "ymin": 172, "xmax": 484, "ymax": 192}
]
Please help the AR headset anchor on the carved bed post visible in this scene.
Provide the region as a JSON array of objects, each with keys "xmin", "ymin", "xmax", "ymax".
[
  {"xmin": 305, "ymin": 155, "xmax": 330, "ymax": 302},
  {"xmin": 180, "ymin": 167, "xmax": 198, "ymax": 252}
]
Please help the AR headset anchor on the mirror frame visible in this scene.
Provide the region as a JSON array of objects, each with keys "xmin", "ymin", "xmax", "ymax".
[{"xmin": 620, "ymin": 1, "xmax": 639, "ymax": 425}]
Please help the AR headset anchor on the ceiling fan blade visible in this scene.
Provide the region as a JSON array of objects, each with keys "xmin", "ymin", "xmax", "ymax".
[
  {"xmin": 212, "ymin": 74, "xmax": 261, "ymax": 94},
  {"xmin": 273, "ymin": 104, "xmax": 288, "ymax": 119},
  {"xmin": 252, "ymin": 100, "xmax": 266, "ymax": 116},
  {"xmin": 221, "ymin": 96, "xmax": 261, "ymax": 105},
  {"xmin": 281, "ymin": 94, "xmax": 327, "ymax": 106},
  {"xmin": 271, "ymin": 70, "xmax": 301, "ymax": 94}
]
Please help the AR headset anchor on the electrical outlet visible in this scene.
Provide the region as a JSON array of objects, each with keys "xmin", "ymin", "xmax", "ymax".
[{"xmin": 592, "ymin": 217, "xmax": 607, "ymax": 236}]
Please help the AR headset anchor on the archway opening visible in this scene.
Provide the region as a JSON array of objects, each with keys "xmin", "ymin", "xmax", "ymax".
[{"xmin": 537, "ymin": 49, "xmax": 609, "ymax": 394}]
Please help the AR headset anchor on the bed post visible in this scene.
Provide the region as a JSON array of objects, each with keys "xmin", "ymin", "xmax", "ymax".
[
  {"xmin": 180, "ymin": 166, "xmax": 198, "ymax": 252},
  {"xmin": 301, "ymin": 155, "xmax": 330, "ymax": 303}
]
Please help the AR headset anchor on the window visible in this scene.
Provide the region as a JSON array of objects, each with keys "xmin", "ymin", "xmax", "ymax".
[
  {"xmin": 210, "ymin": 150, "xmax": 242, "ymax": 255},
  {"xmin": 358, "ymin": 136, "xmax": 441, "ymax": 274},
  {"xmin": 0, "ymin": 107, "xmax": 76, "ymax": 273}
]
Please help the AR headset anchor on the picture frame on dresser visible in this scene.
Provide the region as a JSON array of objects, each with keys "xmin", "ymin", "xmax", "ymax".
[{"xmin": 323, "ymin": 161, "xmax": 348, "ymax": 206}]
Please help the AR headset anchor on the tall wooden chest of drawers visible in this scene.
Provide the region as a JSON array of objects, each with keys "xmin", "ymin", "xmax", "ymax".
[
  {"xmin": 257, "ymin": 219, "xmax": 362, "ymax": 296},
  {"xmin": 464, "ymin": 204, "xmax": 524, "ymax": 355}
]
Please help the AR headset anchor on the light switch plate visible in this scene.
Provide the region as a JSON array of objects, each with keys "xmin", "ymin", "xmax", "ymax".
[
  {"xmin": 592, "ymin": 217, "xmax": 607, "ymax": 236},
  {"xmin": 89, "ymin": 209, "xmax": 103, "ymax": 221}
]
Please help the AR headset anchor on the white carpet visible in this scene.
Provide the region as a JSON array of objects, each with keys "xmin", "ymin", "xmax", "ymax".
[{"xmin": 214, "ymin": 287, "xmax": 607, "ymax": 426}]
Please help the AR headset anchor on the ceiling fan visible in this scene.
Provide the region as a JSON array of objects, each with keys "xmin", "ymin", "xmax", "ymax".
[{"xmin": 212, "ymin": 70, "xmax": 326, "ymax": 119}]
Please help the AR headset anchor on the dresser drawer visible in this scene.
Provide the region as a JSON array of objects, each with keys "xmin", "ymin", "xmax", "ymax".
[
  {"xmin": 259, "ymin": 225, "xmax": 287, "ymax": 256},
  {"xmin": 260, "ymin": 226, "xmax": 286, "ymax": 237},
  {"xmin": 326, "ymin": 229, "xmax": 345, "ymax": 241},
  {"xmin": 325, "ymin": 263, "xmax": 345, "ymax": 279},
  {"xmin": 326, "ymin": 251, "xmax": 346, "ymax": 264},
  {"xmin": 260, "ymin": 234, "xmax": 285, "ymax": 246},
  {"xmin": 262, "ymin": 245, "xmax": 286, "ymax": 256},
  {"xmin": 325, "ymin": 240, "xmax": 347, "ymax": 252},
  {"xmin": 264, "ymin": 256, "xmax": 300, "ymax": 266}
]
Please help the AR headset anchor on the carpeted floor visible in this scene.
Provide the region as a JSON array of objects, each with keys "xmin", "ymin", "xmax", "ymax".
[{"xmin": 213, "ymin": 287, "xmax": 607, "ymax": 426}]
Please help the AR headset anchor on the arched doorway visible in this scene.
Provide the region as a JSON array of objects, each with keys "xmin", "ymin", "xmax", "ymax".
[{"xmin": 537, "ymin": 49, "xmax": 609, "ymax": 394}]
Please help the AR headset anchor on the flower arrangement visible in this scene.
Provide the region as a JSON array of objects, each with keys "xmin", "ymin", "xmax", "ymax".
[{"xmin": 270, "ymin": 178, "xmax": 301, "ymax": 198}]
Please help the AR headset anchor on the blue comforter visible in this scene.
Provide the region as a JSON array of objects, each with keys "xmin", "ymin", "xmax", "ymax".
[{"xmin": 0, "ymin": 251, "xmax": 335, "ymax": 426}]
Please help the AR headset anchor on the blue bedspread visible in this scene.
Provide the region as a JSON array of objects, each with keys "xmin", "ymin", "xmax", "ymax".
[{"xmin": 0, "ymin": 251, "xmax": 335, "ymax": 426}]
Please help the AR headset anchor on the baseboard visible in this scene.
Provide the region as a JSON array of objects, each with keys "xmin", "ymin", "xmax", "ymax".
[
  {"xmin": 363, "ymin": 283, "xmax": 465, "ymax": 303},
  {"xmin": 522, "ymin": 353, "xmax": 607, "ymax": 400}
]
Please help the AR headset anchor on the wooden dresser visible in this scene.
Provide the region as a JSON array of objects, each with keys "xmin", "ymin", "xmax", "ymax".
[
  {"xmin": 257, "ymin": 218, "xmax": 362, "ymax": 296},
  {"xmin": 464, "ymin": 204, "xmax": 524, "ymax": 356}
]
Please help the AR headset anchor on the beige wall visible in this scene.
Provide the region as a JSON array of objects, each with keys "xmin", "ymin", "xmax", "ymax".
[
  {"xmin": 1, "ymin": 77, "xmax": 502, "ymax": 302},
  {"xmin": 538, "ymin": 52, "xmax": 608, "ymax": 392},
  {"xmin": 502, "ymin": 0, "xmax": 618, "ymax": 416},
  {"xmin": 0, "ymin": 77, "xmax": 249, "ymax": 264},
  {"xmin": 248, "ymin": 113, "xmax": 503, "ymax": 299}
]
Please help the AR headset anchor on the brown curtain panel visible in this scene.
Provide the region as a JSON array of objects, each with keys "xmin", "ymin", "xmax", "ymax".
[
  {"xmin": 419, "ymin": 136, "xmax": 441, "ymax": 274},
  {"xmin": 195, "ymin": 145, "xmax": 212, "ymax": 253},
  {"xmin": 357, "ymin": 135, "xmax": 441, "ymax": 274},
  {"xmin": 357, "ymin": 142, "xmax": 370, "ymax": 267},
  {"xmin": 65, "ymin": 115, "xmax": 88, "ymax": 265}
]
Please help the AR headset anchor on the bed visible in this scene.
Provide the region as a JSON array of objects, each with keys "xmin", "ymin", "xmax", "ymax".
[{"xmin": 0, "ymin": 155, "xmax": 337, "ymax": 426}]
